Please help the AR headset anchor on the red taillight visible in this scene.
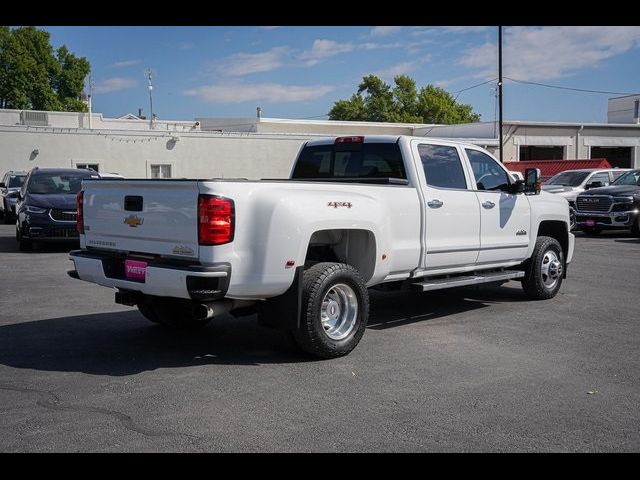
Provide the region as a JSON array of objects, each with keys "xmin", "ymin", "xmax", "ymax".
[
  {"xmin": 335, "ymin": 136, "xmax": 364, "ymax": 144},
  {"xmin": 76, "ymin": 190, "xmax": 84, "ymax": 234},
  {"xmin": 198, "ymin": 195, "xmax": 234, "ymax": 245}
]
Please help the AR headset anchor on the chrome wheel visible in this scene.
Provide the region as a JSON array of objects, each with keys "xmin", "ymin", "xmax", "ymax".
[
  {"xmin": 540, "ymin": 250, "xmax": 562, "ymax": 290},
  {"xmin": 320, "ymin": 283, "xmax": 358, "ymax": 340}
]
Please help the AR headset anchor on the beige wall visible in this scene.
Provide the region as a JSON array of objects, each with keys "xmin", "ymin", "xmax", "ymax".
[{"xmin": 0, "ymin": 127, "xmax": 311, "ymax": 179}]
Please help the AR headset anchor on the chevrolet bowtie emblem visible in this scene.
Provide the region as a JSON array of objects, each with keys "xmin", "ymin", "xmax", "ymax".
[{"xmin": 123, "ymin": 214, "xmax": 144, "ymax": 227}]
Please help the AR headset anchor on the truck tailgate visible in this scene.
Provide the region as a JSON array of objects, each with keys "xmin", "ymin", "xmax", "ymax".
[{"xmin": 82, "ymin": 180, "xmax": 200, "ymax": 258}]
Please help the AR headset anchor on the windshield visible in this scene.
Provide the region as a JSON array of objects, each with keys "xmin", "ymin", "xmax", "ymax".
[
  {"xmin": 28, "ymin": 173, "xmax": 93, "ymax": 194},
  {"xmin": 544, "ymin": 171, "xmax": 590, "ymax": 186},
  {"xmin": 612, "ymin": 170, "xmax": 640, "ymax": 186},
  {"xmin": 8, "ymin": 175, "xmax": 25, "ymax": 188}
]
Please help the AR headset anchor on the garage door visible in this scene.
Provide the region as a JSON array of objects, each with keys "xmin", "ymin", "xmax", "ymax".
[{"xmin": 591, "ymin": 147, "xmax": 632, "ymax": 168}]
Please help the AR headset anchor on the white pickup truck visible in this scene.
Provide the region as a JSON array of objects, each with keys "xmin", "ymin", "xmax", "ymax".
[{"xmin": 69, "ymin": 135, "xmax": 575, "ymax": 358}]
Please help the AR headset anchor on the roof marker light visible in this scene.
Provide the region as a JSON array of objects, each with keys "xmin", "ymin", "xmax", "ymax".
[{"xmin": 335, "ymin": 136, "xmax": 364, "ymax": 144}]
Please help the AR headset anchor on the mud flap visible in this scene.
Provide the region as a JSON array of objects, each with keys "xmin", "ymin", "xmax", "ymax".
[{"xmin": 257, "ymin": 266, "xmax": 303, "ymax": 330}]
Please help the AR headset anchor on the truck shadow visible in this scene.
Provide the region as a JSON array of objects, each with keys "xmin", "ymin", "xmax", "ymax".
[
  {"xmin": 367, "ymin": 285, "xmax": 527, "ymax": 330},
  {"xmin": 0, "ymin": 285, "xmax": 527, "ymax": 375}
]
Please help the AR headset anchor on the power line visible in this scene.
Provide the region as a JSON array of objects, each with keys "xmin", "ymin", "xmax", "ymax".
[
  {"xmin": 453, "ymin": 78, "xmax": 498, "ymax": 101},
  {"xmin": 504, "ymin": 77, "xmax": 639, "ymax": 96}
]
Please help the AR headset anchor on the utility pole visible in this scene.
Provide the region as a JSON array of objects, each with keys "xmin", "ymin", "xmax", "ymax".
[
  {"xmin": 88, "ymin": 74, "xmax": 94, "ymax": 129},
  {"xmin": 145, "ymin": 68, "xmax": 154, "ymax": 129},
  {"xmin": 498, "ymin": 26, "xmax": 504, "ymax": 163}
]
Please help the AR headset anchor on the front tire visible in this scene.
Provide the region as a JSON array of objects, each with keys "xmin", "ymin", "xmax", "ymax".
[
  {"xmin": 17, "ymin": 227, "xmax": 32, "ymax": 251},
  {"xmin": 3, "ymin": 201, "xmax": 12, "ymax": 224},
  {"xmin": 522, "ymin": 236, "xmax": 564, "ymax": 300},
  {"xmin": 631, "ymin": 215, "xmax": 640, "ymax": 237},
  {"xmin": 292, "ymin": 262, "xmax": 369, "ymax": 359}
]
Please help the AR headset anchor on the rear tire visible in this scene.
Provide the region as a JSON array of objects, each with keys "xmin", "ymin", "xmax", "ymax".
[
  {"xmin": 291, "ymin": 262, "xmax": 369, "ymax": 359},
  {"xmin": 522, "ymin": 236, "xmax": 564, "ymax": 300},
  {"xmin": 137, "ymin": 303, "xmax": 163, "ymax": 325},
  {"xmin": 138, "ymin": 297, "xmax": 211, "ymax": 330}
]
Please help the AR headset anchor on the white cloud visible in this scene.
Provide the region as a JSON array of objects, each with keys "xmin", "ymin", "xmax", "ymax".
[
  {"xmin": 94, "ymin": 78, "xmax": 138, "ymax": 94},
  {"xmin": 370, "ymin": 26, "xmax": 403, "ymax": 37},
  {"xmin": 111, "ymin": 59, "xmax": 142, "ymax": 68},
  {"xmin": 218, "ymin": 46, "xmax": 291, "ymax": 76},
  {"xmin": 259, "ymin": 26, "xmax": 281, "ymax": 30},
  {"xmin": 178, "ymin": 42, "xmax": 194, "ymax": 50},
  {"xmin": 460, "ymin": 26, "xmax": 640, "ymax": 82},
  {"xmin": 374, "ymin": 62, "xmax": 417, "ymax": 79},
  {"xmin": 299, "ymin": 39, "xmax": 354, "ymax": 66},
  {"xmin": 184, "ymin": 83, "xmax": 335, "ymax": 103}
]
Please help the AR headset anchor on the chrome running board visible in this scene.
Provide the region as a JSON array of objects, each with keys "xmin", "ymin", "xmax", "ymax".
[{"xmin": 412, "ymin": 270, "xmax": 525, "ymax": 292}]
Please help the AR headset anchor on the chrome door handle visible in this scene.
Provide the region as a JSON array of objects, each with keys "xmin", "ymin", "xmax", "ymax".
[
  {"xmin": 482, "ymin": 201, "xmax": 495, "ymax": 209},
  {"xmin": 427, "ymin": 199, "xmax": 443, "ymax": 208}
]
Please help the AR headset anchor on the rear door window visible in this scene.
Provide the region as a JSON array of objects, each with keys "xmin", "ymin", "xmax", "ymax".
[{"xmin": 418, "ymin": 144, "xmax": 467, "ymax": 190}]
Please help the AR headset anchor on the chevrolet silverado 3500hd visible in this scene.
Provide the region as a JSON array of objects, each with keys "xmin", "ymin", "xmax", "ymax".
[{"xmin": 68, "ymin": 135, "xmax": 575, "ymax": 358}]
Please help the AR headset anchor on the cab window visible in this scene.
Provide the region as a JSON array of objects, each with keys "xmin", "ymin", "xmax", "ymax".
[
  {"xmin": 418, "ymin": 144, "xmax": 467, "ymax": 189},
  {"xmin": 466, "ymin": 149, "xmax": 510, "ymax": 191},
  {"xmin": 588, "ymin": 172, "xmax": 610, "ymax": 187}
]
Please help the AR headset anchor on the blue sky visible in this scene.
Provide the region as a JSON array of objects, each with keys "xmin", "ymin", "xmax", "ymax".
[{"xmin": 44, "ymin": 26, "xmax": 640, "ymax": 123}]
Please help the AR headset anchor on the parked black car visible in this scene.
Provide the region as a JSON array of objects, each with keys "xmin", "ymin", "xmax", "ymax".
[
  {"xmin": 575, "ymin": 169, "xmax": 640, "ymax": 235},
  {"xmin": 0, "ymin": 171, "xmax": 27, "ymax": 224},
  {"xmin": 15, "ymin": 167, "xmax": 99, "ymax": 250}
]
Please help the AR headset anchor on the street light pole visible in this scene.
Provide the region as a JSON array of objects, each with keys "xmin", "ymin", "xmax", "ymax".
[
  {"xmin": 88, "ymin": 74, "xmax": 94, "ymax": 130},
  {"xmin": 498, "ymin": 26, "xmax": 504, "ymax": 163},
  {"xmin": 145, "ymin": 68, "xmax": 154, "ymax": 129}
]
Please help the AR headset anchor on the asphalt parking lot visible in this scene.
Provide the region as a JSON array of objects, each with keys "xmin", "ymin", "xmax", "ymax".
[{"xmin": 0, "ymin": 224, "xmax": 639, "ymax": 452}]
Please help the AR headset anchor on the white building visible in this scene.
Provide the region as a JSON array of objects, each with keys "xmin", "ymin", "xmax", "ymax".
[
  {"xmin": 0, "ymin": 109, "xmax": 430, "ymax": 179},
  {"xmin": 416, "ymin": 120, "xmax": 640, "ymax": 168},
  {"xmin": 1, "ymin": 100, "xmax": 638, "ymax": 179}
]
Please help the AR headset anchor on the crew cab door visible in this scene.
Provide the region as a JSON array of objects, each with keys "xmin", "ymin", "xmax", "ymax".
[
  {"xmin": 463, "ymin": 148, "xmax": 531, "ymax": 264},
  {"xmin": 411, "ymin": 140, "xmax": 481, "ymax": 271}
]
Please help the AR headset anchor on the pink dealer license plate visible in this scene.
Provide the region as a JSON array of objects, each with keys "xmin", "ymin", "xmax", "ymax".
[{"xmin": 125, "ymin": 259, "xmax": 147, "ymax": 282}]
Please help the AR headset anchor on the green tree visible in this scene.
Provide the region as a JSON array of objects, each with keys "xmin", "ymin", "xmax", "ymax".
[
  {"xmin": 329, "ymin": 74, "xmax": 481, "ymax": 124},
  {"xmin": 0, "ymin": 26, "xmax": 90, "ymax": 112}
]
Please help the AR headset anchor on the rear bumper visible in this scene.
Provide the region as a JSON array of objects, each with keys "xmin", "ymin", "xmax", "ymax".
[{"xmin": 68, "ymin": 250, "xmax": 230, "ymax": 301}]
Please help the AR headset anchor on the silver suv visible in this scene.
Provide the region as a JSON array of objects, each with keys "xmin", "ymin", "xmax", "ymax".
[{"xmin": 542, "ymin": 168, "xmax": 632, "ymax": 229}]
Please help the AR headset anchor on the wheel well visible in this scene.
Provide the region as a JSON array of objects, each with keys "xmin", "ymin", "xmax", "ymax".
[
  {"xmin": 305, "ymin": 229, "xmax": 376, "ymax": 283},
  {"xmin": 537, "ymin": 220, "xmax": 568, "ymax": 259}
]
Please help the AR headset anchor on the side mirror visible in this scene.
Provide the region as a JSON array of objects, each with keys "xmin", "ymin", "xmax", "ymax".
[
  {"xmin": 524, "ymin": 168, "xmax": 541, "ymax": 195},
  {"xmin": 0, "ymin": 182, "xmax": 5, "ymax": 188},
  {"xmin": 585, "ymin": 181, "xmax": 603, "ymax": 190},
  {"xmin": 509, "ymin": 179, "xmax": 525, "ymax": 194}
]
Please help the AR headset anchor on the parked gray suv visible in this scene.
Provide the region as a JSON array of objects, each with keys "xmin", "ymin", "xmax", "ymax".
[{"xmin": 0, "ymin": 171, "xmax": 28, "ymax": 224}]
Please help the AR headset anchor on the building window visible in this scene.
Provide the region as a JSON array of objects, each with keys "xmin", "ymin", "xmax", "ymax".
[
  {"xmin": 519, "ymin": 146, "xmax": 565, "ymax": 161},
  {"xmin": 76, "ymin": 163, "xmax": 99, "ymax": 172},
  {"xmin": 150, "ymin": 164, "xmax": 172, "ymax": 178}
]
